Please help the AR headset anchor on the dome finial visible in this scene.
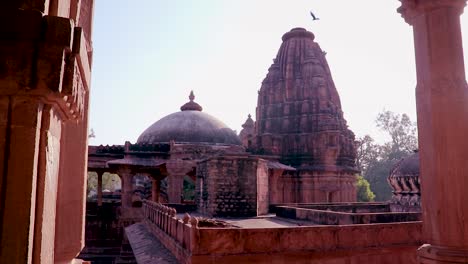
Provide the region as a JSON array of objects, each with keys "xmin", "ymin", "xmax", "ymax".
[
  {"xmin": 189, "ymin": 90, "xmax": 195, "ymax": 102},
  {"xmin": 181, "ymin": 90, "xmax": 203, "ymax": 111}
]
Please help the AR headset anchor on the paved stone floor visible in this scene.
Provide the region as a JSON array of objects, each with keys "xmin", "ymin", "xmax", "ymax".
[
  {"xmin": 221, "ymin": 215, "xmax": 316, "ymax": 228},
  {"xmin": 176, "ymin": 213, "xmax": 316, "ymax": 228},
  {"xmin": 125, "ymin": 223, "xmax": 178, "ymax": 264}
]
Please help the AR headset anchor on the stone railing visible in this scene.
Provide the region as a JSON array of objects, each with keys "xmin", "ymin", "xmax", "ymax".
[
  {"xmin": 142, "ymin": 200, "xmax": 198, "ymax": 263},
  {"xmin": 142, "ymin": 200, "xmax": 422, "ymax": 263}
]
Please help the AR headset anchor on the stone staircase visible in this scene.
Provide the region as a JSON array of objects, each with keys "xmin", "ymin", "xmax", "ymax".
[{"xmin": 114, "ymin": 240, "xmax": 137, "ymax": 264}]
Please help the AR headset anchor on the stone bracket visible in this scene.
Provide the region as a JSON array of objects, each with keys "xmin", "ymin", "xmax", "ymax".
[{"xmin": 0, "ymin": 9, "xmax": 90, "ymax": 121}]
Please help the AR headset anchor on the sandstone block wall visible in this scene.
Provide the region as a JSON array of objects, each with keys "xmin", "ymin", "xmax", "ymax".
[{"xmin": 196, "ymin": 156, "xmax": 269, "ymax": 217}]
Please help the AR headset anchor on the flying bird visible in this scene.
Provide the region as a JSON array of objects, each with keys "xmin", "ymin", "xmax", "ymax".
[{"xmin": 310, "ymin": 11, "xmax": 320, "ymax": 21}]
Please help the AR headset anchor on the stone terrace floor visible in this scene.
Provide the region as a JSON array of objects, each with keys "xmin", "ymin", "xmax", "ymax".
[
  {"xmin": 177, "ymin": 213, "xmax": 317, "ymax": 228},
  {"xmin": 221, "ymin": 215, "xmax": 317, "ymax": 228},
  {"xmin": 125, "ymin": 216, "xmax": 317, "ymax": 263},
  {"xmin": 125, "ymin": 223, "xmax": 179, "ymax": 264}
]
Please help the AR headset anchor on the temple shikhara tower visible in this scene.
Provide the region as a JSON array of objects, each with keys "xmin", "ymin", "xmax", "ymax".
[{"xmin": 251, "ymin": 28, "xmax": 358, "ymax": 203}]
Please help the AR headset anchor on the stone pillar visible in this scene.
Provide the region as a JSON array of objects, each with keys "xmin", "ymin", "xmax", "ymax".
[
  {"xmin": 32, "ymin": 105, "xmax": 63, "ymax": 264},
  {"xmin": 168, "ymin": 174, "xmax": 185, "ymax": 203},
  {"xmin": 152, "ymin": 178, "xmax": 160, "ymax": 202},
  {"xmin": 268, "ymin": 169, "xmax": 283, "ymax": 204},
  {"xmin": 97, "ymin": 171, "xmax": 103, "ymax": 206},
  {"xmin": 55, "ymin": 117, "xmax": 90, "ymax": 264},
  {"xmin": 0, "ymin": 2, "xmax": 93, "ymax": 263},
  {"xmin": 119, "ymin": 169, "xmax": 134, "ymax": 211},
  {"xmin": 166, "ymin": 161, "xmax": 191, "ymax": 204},
  {"xmin": 0, "ymin": 98, "xmax": 61, "ymax": 264},
  {"xmin": 398, "ymin": 1, "xmax": 468, "ymax": 262}
]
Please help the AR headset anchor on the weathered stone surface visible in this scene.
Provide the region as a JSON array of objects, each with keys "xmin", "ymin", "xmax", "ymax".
[
  {"xmin": 398, "ymin": 0, "xmax": 468, "ymax": 263},
  {"xmin": 0, "ymin": 2, "xmax": 93, "ymax": 263},
  {"xmin": 126, "ymin": 223, "xmax": 178, "ymax": 264},
  {"xmin": 137, "ymin": 93, "xmax": 241, "ymax": 146},
  {"xmin": 196, "ymin": 155, "xmax": 269, "ymax": 217},
  {"xmin": 239, "ymin": 114, "xmax": 254, "ymax": 150},
  {"xmin": 388, "ymin": 151, "xmax": 421, "ymax": 212},
  {"xmin": 252, "ymin": 28, "xmax": 358, "ymax": 203}
]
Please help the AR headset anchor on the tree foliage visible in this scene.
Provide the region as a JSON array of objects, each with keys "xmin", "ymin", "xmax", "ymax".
[
  {"xmin": 87, "ymin": 172, "xmax": 121, "ymax": 200},
  {"xmin": 356, "ymin": 175, "xmax": 375, "ymax": 202},
  {"xmin": 356, "ymin": 111, "xmax": 418, "ymax": 201}
]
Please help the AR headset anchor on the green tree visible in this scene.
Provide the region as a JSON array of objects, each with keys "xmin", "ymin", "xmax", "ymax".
[
  {"xmin": 355, "ymin": 135, "xmax": 380, "ymax": 173},
  {"xmin": 356, "ymin": 175, "xmax": 375, "ymax": 202},
  {"xmin": 356, "ymin": 111, "xmax": 418, "ymax": 201}
]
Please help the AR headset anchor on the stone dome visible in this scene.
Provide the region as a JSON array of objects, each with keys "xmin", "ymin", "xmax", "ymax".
[
  {"xmin": 137, "ymin": 92, "xmax": 241, "ymax": 146},
  {"xmin": 389, "ymin": 151, "xmax": 419, "ymax": 178},
  {"xmin": 387, "ymin": 151, "xmax": 421, "ymax": 212}
]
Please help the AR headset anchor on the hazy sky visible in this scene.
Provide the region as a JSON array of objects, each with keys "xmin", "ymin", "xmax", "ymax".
[{"xmin": 89, "ymin": 1, "xmax": 468, "ymax": 145}]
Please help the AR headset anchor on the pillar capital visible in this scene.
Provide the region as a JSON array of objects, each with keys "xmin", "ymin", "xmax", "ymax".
[
  {"xmin": 398, "ymin": 0, "xmax": 466, "ymax": 24},
  {"xmin": 165, "ymin": 160, "xmax": 195, "ymax": 176},
  {"xmin": 0, "ymin": 9, "xmax": 91, "ymax": 121}
]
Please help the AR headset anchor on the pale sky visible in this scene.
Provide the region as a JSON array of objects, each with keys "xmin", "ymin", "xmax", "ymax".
[{"xmin": 89, "ymin": 1, "xmax": 468, "ymax": 145}]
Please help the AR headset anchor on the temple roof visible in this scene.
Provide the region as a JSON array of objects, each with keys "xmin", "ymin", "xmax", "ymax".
[
  {"xmin": 253, "ymin": 27, "xmax": 357, "ymax": 169},
  {"xmin": 389, "ymin": 151, "xmax": 420, "ymax": 178},
  {"xmin": 241, "ymin": 114, "xmax": 254, "ymax": 129},
  {"xmin": 137, "ymin": 92, "xmax": 241, "ymax": 146}
]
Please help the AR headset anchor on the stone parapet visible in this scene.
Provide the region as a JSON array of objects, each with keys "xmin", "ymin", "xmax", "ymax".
[
  {"xmin": 142, "ymin": 201, "xmax": 196, "ymax": 263},
  {"xmin": 276, "ymin": 205, "xmax": 421, "ymax": 225},
  {"xmin": 141, "ymin": 200, "xmax": 423, "ymax": 263}
]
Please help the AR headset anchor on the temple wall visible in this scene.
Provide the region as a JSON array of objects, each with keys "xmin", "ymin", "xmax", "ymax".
[
  {"xmin": 272, "ymin": 172, "xmax": 357, "ymax": 204},
  {"xmin": 256, "ymin": 160, "xmax": 269, "ymax": 215},
  {"xmin": 196, "ymin": 156, "xmax": 269, "ymax": 217}
]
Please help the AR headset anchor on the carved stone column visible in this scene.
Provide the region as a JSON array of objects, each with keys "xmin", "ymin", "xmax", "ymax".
[
  {"xmin": 97, "ymin": 171, "xmax": 104, "ymax": 206},
  {"xmin": 166, "ymin": 161, "xmax": 192, "ymax": 204},
  {"xmin": 119, "ymin": 168, "xmax": 134, "ymax": 212},
  {"xmin": 398, "ymin": 1, "xmax": 468, "ymax": 262},
  {"xmin": 152, "ymin": 178, "xmax": 160, "ymax": 202},
  {"xmin": 167, "ymin": 174, "xmax": 185, "ymax": 204},
  {"xmin": 0, "ymin": 2, "xmax": 93, "ymax": 263}
]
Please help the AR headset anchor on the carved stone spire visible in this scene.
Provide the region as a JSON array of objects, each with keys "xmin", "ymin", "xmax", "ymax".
[
  {"xmin": 252, "ymin": 27, "xmax": 358, "ymax": 203},
  {"xmin": 180, "ymin": 90, "xmax": 203, "ymax": 111},
  {"xmin": 239, "ymin": 114, "xmax": 255, "ymax": 149},
  {"xmin": 254, "ymin": 27, "xmax": 356, "ymax": 170}
]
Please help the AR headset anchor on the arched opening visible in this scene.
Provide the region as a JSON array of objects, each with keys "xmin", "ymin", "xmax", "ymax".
[
  {"xmin": 132, "ymin": 175, "xmax": 152, "ymax": 207},
  {"xmin": 183, "ymin": 175, "xmax": 195, "ymax": 202},
  {"xmin": 86, "ymin": 172, "xmax": 98, "ymax": 201},
  {"xmin": 86, "ymin": 172, "xmax": 121, "ymax": 202}
]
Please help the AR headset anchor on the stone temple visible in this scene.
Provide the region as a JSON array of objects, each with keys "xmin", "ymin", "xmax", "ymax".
[
  {"xmin": 83, "ymin": 28, "xmax": 422, "ymax": 263},
  {"xmin": 243, "ymin": 27, "xmax": 358, "ymax": 204},
  {"xmin": 3, "ymin": 1, "xmax": 468, "ymax": 264}
]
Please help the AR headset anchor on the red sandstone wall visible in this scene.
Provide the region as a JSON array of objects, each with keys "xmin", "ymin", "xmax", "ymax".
[
  {"xmin": 276, "ymin": 206, "xmax": 421, "ymax": 225},
  {"xmin": 191, "ymin": 247, "xmax": 418, "ymax": 264},
  {"xmin": 142, "ymin": 202, "xmax": 422, "ymax": 264},
  {"xmin": 275, "ymin": 172, "xmax": 357, "ymax": 203},
  {"xmin": 256, "ymin": 159, "xmax": 269, "ymax": 215},
  {"xmin": 196, "ymin": 156, "xmax": 268, "ymax": 217},
  {"xmin": 194, "ymin": 222, "xmax": 422, "ymax": 255}
]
